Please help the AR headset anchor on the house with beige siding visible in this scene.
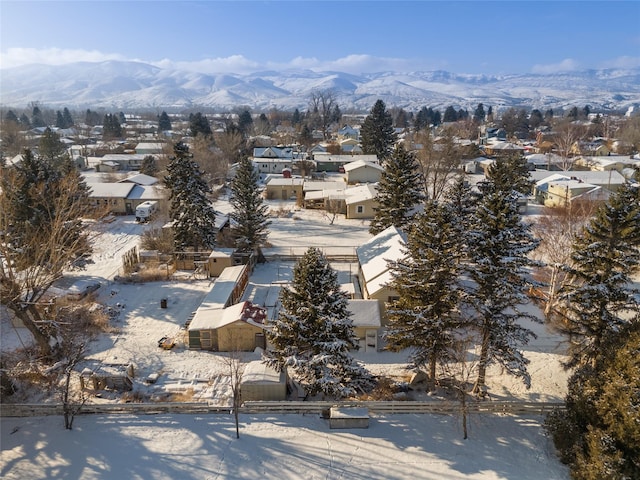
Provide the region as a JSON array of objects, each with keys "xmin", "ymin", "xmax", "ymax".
[
  {"xmin": 355, "ymin": 226, "xmax": 407, "ymax": 323},
  {"xmin": 343, "ymin": 159, "xmax": 383, "ymax": 184}
]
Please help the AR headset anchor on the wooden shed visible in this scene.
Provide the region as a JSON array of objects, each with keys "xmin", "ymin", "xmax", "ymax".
[{"xmin": 188, "ymin": 301, "xmax": 267, "ymax": 351}]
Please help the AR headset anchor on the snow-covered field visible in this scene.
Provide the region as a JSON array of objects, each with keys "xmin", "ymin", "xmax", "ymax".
[{"xmin": 1, "ymin": 199, "xmax": 573, "ymax": 479}]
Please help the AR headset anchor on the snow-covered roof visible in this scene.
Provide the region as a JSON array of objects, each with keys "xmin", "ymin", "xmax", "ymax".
[
  {"xmin": 344, "ymin": 184, "xmax": 377, "ymax": 205},
  {"xmin": 241, "ymin": 360, "xmax": 285, "ymax": 385},
  {"xmin": 535, "ymin": 170, "xmax": 627, "ymax": 187},
  {"xmin": 303, "ymin": 181, "xmax": 345, "ymax": 192},
  {"xmin": 343, "ymin": 159, "xmax": 384, "ymax": 173},
  {"xmin": 125, "ymin": 185, "xmax": 165, "ymax": 201},
  {"xmin": 188, "ymin": 301, "xmax": 267, "ymax": 331},
  {"xmin": 356, "ymin": 226, "xmax": 406, "ymax": 285},
  {"xmin": 87, "ymin": 182, "xmax": 135, "ymax": 198},
  {"xmin": 347, "ymin": 299, "xmax": 381, "ymax": 328},
  {"xmin": 119, "ymin": 173, "xmax": 159, "ymax": 186},
  {"xmin": 265, "ymin": 178, "xmax": 304, "ymax": 187}
]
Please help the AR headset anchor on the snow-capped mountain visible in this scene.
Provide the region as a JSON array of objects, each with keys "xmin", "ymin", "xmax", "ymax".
[{"xmin": 1, "ymin": 60, "xmax": 639, "ymax": 112}]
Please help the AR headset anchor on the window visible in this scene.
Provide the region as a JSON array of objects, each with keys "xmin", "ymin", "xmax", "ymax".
[{"xmin": 356, "ymin": 205, "xmax": 364, "ymax": 214}]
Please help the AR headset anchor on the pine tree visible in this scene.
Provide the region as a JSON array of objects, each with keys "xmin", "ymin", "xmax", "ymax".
[
  {"xmin": 556, "ymin": 183, "xmax": 640, "ymax": 369},
  {"xmin": 546, "ymin": 327, "xmax": 640, "ymax": 479},
  {"xmin": 486, "ymin": 154, "xmax": 533, "ymax": 196},
  {"xmin": 369, "ymin": 143, "xmax": 424, "ymax": 236},
  {"xmin": 386, "ymin": 202, "xmax": 462, "ymax": 385},
  {"xmin": 443, "ymin": 106, "xmax": 458, "ymax": 123},
  {"xmin": 5, "ymin": 110, "xmax": 19, "ymax": 124},
  {"xmin": 237, "ymin": 110, "xmax": 253, "ymax": 137},
  {"xmin": 230, "ymin": 157, "xmax": 270, "ymax": 254},
  {"xmin": 139, "ymin": 155, "xmax": 158, "ymax": 177},
  {"xmin": 265, "ymin": 248, "xmax": 375, "ymax": 398},
  {"xmin": 158, "ymin": 111, "xmax": 172, "ymax": 132},
  {"xmin": 39, "ymin": 127, "xmax": 67, "ymax": 162},
  {"xmin": 31, "ymin": 106, "xmax": 45, "ymax": 128},
  {"xmin": 164, "ymin": 142, "xmax": 217, "ymax": 251},
  {"xmin": 189, "ymin": 112, "xmax": 212, "ymax": 137},
  {"xmin": 463, "ymin": 189, "xmax": 541, "ymax": 394},
  {"xmin": 360, "ymin": 99, "xmax": 397, "ymax": 160},
  {"xmin": 102, "ymin": 114, "xmax": 122, "ymax": 139},
  {"xmin": 62, "ymin": 107, "xmax": 73, "ymax": 128},
  {"xmin": 55, "ymin": 111, "xmax": 65, "ymax": 129}
]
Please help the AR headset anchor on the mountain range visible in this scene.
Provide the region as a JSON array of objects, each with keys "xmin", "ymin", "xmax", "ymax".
[{"xmin": 1, "ymin": 60, "xmax": 639, "ymax": 113}]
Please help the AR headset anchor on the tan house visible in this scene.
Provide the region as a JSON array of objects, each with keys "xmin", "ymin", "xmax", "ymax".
[
  {"xmin": 348, "ymin": 299, "xmax": 382, "ymax": 352},
  {"xmin": 345, "ymin": 184, "xmax": 378, "ymax": 220},
  {"xmin": 356, "ymin": 226, "xmax": 407, "ymax": 321},
  {"xmin": 343, "ymin": 159, "xmax": 383, "ymax": 185},
  {"xmin": 187, "ymin": 301, "xmax": 268, "ymax": 351},
  {"xmin": 264, "ymin": 177, "xmax": 304, "ymax": 200}
]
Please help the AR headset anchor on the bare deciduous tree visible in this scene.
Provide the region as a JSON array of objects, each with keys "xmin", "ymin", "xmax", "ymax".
[
  {"xmin": 552, "ymin": 120, "xmax": 587, "ymax": 170},
  {"xmin": 416, "ymin": 129, "xmax": 463, "ymax": 201},
  {"xmin": 0, "ymin": 167, "xmax": 99, "ymax": 357},
  {"xmin": 531, "ymin": 200, "xmax": 597, "ymax": 321},
  {"xmin": 308, "ymin": 90, "xmax": 338, "ymax": 140}
]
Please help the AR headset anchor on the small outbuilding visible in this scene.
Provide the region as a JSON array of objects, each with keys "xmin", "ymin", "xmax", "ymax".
[{"xmin": 240, "ymin": 360, "xmax": 288, "ymax": 401}]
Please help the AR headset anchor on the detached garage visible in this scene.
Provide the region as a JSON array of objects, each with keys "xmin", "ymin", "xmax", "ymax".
[{"xmin": 241, "ymin": 361, "xmax": 288, "ymax": 401}]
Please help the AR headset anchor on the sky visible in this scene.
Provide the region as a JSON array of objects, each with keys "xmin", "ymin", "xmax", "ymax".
[{"xmin": 0, "ymin": 1, "xmax": 639, "ymax": 75}]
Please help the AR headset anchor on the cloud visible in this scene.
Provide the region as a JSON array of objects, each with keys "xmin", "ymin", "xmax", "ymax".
[
  {"xmin": 531, "ymin": 58, "xmax": 581, "ymax": 74},
  {"xmin": 0, "ymin": 47, "xmax": 127, "ymax": 69},
  {"xmin": 0, "ymin": 47, "xmax": 428, "ymax": 75},
  {"xmin": 599, "ymin": 56, "xmax": 640, "ymax": 69}
]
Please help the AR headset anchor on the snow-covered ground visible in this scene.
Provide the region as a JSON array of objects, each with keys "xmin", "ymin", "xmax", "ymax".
[
  {"xmin": 1, "ymin": 198, "xmax": 575, "ymax": 478},
  {"xmin": 1, "ymin": 412, "xmax": 568, "ymax": 480}
]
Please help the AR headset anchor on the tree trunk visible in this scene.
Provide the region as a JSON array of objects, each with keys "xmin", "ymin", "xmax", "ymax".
[
  {"xmin": 473, "ymin": 328, "xmax": 490, "ymax": 396},
  {"xmin": 429, "ymin": 355, "xmax": 437, "ymax": 391},
  {"xmin": 13, "ymin": 307, "xmax": 52, "ymax": 356}
]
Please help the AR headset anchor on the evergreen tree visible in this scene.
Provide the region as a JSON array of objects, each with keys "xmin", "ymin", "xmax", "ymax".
[
  {"xmin": 463, "ymin": 189, "xmax": 541, "ymax": 393},
  {"xmin": 39, "ymin": 127, "xmax": 67, "ymax": 163},
  {"xmin": 55, "ymin": 110, "xmax": 65, "ymax": 129},
  {"xmin": 386, "ymin": 202, "xmax": 462, "ymax": 385},
  {"xmin": 189, "ymin": 112, "xmax": 212, "ymax": 137},
  {"xmin": 485, "ymin": 154, "xmax": 533, "ymax": 196},
  {"xmin": 443, "ymin": 175, "xmax": 476, "ymax": 247},
  {"xmin": 546, "ymin": 326, "xmax": 640, "ymax": 479},
  {"xmin": 5, "ymin": 110, "xmax": 19, "ymax": 124},
  {"xmin": 265, "ymin": 247, "xmax": 375, "ymax": 398},
  {"xmin": 62, "ymin": 107, "xmax": 74, "ymax": 128},
  {"xmin": 369, "ymin": 143, "xmax": 424, "ymax": 236},
  {"xmin": 556, "ymin": 183, "xmax": 640, "ymax": 369},
  {"xmin": 19, "ymin": 113, "xmax": 31, "ymax": 128},
  {"xmin": 360, "ymin": 99, "xmax": 396, "ymax": 160},
  {"xmin": 230, "ymin": 157, "xmax": 271, "ymax": 255},
  {"xmin": 291, "ymin": 108, "xmax": 301, "ymax": 126},
  {"xmin": 85, "ymin": 109, "xmax": 101, "ymax": 126},
  {"xmin": 31, "ymin": 106, "xmax": 46, "ymax": 128},
  {"xmin": 237, "ymin": 110, "xmax": 253, "ymax": 137},
  {"xmin": 443, "ymin": 105, "xmax": 458, "ymax": 123},
  {"xmin": 139, "ymin": 155, "xmax": 158, "ymax": 177},
  {"xmin": 164, "ymin": 142, "xmax": 217, "ymax": 251},
  {"xmin": 158, "ymin": 111, "xmax": 172, "ymax": 132},
  {"xmin": 102, "ymin": 114, "xmax": 122, "ymax": 139},
  {"xmin": 473, "ymin": 103, "xmax": 486, "ymax": 123}
]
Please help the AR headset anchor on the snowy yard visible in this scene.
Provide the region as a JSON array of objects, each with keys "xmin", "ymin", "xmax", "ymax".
[{"xmin": 1, "ymin": 199, "xmax": 575, "ymax": 479}]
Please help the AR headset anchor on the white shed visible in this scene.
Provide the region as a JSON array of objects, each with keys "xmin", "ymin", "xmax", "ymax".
[{"xmin": 241, "ymin": 361, "xmax": 287, "ymax": 401}]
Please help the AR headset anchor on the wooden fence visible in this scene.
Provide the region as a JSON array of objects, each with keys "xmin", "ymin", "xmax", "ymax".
[{"xmin": 0, "ymin": 400, "xmax": 564, "ymax": 418}]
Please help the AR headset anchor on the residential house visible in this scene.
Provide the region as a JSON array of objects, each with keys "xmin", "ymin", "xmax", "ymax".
[
  {"xmin": 570, "ymin": 140, "xmax": 610, "ymax": 157},
  {"xmin": 135, "ymin": 142, "xmax": 165, "ymax": 155},
  {"xmin": 343, "ymin": 159, "xmax": 383, "ymax": 184},
  {"xmin": 483, "ymin": 141, "xmax": 525, "ymax": 157},
  {"xmin": 533, "ymin": 173, "xmax": 619, "ymax": 207},
  {"xmin": 337, "ymin": 124, "xmax": 360, "ymax": 140},
  {"xmin": 347, "ymin": 299, "xmax": 382, "ymax": 352},
  {"xmin": 345, "ymin": 184, "xmax": 378, "ymax": 220},
  {"xmin": 355, "ymin": 226, "xmax": 407, "ymax": 320},
  {"xmin": 313, "ymin": 153, "xmax": 378, "ymax": 173},
  {"xmin": 573, "ymin": 155, "xmax": 640, "ymax": 173},
  {"xmin": 264, "ymin": 177, "xmax": 304, "ymax": 200},
  {"xmin": 339, "ymin": 138, "xmax": 362, "ymax": 154}
]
